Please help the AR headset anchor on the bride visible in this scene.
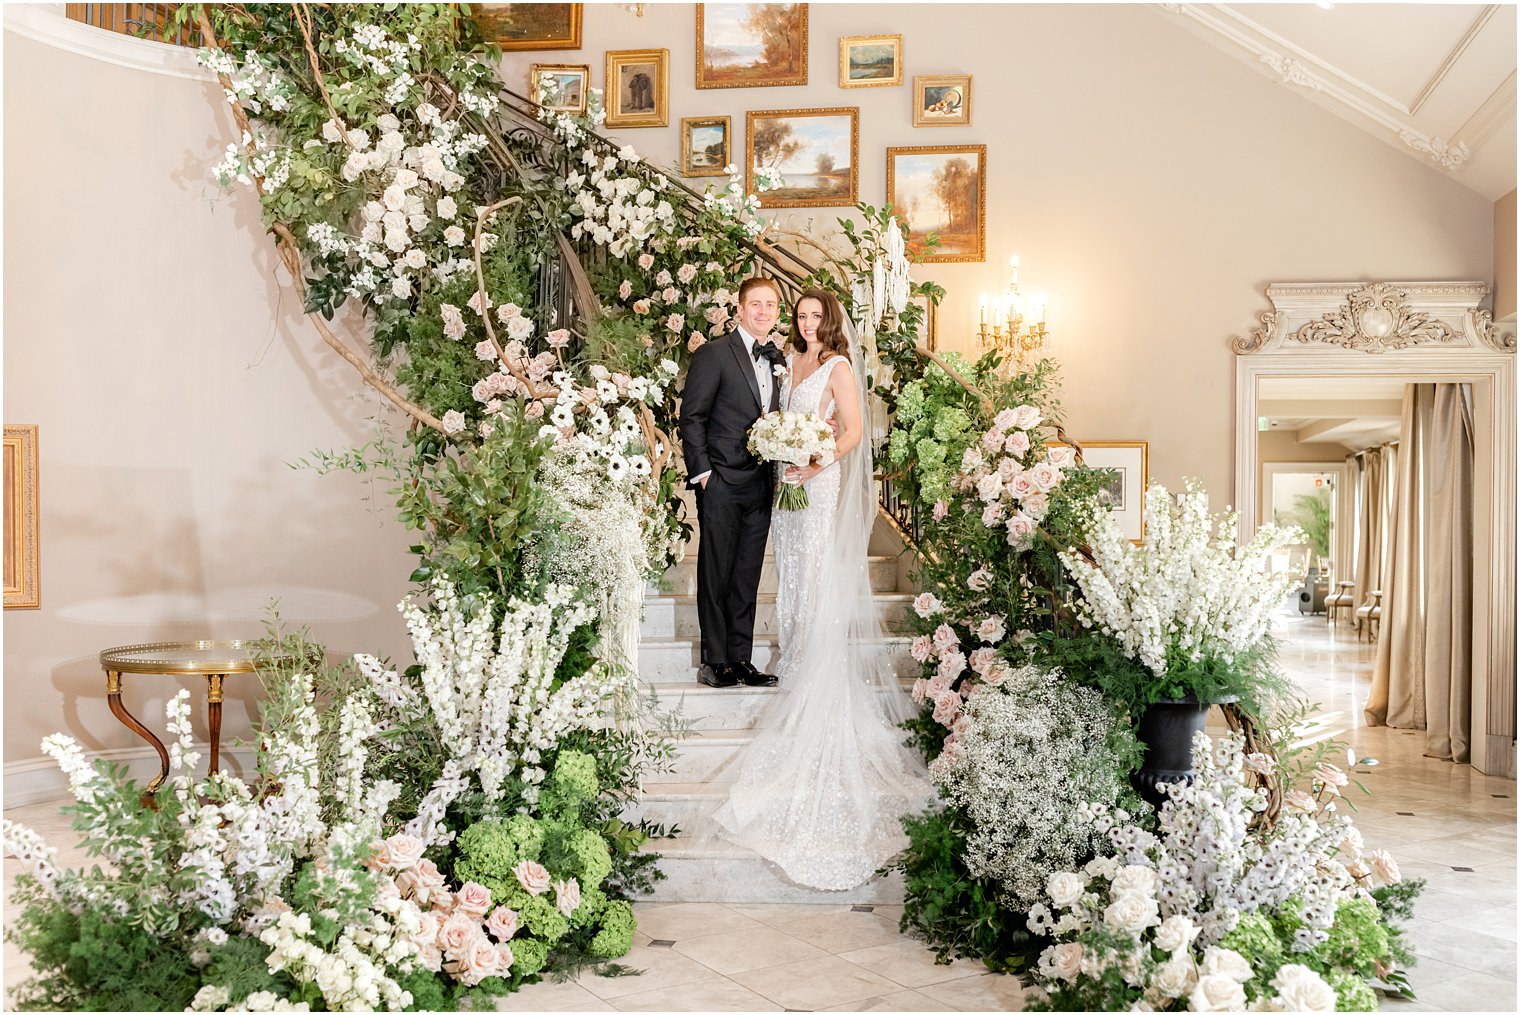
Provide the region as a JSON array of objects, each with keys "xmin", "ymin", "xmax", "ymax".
[{"xmin": 710, "ymin": 288, "xmax": 934, "ymax": 891}]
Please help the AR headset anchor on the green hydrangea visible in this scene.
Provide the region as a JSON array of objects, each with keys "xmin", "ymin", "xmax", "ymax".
[
  {"xmin": 548, "ymin": 750, "xmax": 599, "ymax": 808},
  {"xmin": 1326, "ymin": 969, "xmax": 1376, "ymax": 1012},
  {"xmin": 888, "ymin": 427, "xmax": 911, "ymax": 466},
  {"xmin": 589, "ymin": 899, "xmax": 636, "ymax": 958},
  {"xmin": 916, "ymin": 438, "xmax": 946, "ymax": 469},
  {"xmin": 932, "ymin": 408, "xmax": 971, "ymax": 444},
  {"xmin": 570, "ymin": 885, "xmax": 608, "ymax": 929},
  {"xmin": 520, "ymin": 894, "xmax": 569, "ymax": 942},
  {"xmin": 1321, "ymin": 897, "xmax": 1390, "ymax": 978},
  {"xmin": 510, "ymin": 936, "xmax": 549, "ymax": 976},
  {"xmin": 896, "ymin": 382, "xmax": 926, "ymax": 424},
  {"xmin": 561, "ymin": 828, "xmax": 613, "ymax": 888},
  {"xmin": 453, "ymin": 815, "xmax": 544, "ymax": 900},
  {"xmin": 1219, "ymin": 912, "xmax": 1286, "ymax": 984}
]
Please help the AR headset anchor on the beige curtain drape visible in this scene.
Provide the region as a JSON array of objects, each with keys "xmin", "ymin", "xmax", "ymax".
[
  {"xmin": 1423, "ymin": 385, "xmax": 1474, "ymax": 762},
  {"xmin": 1352, "ymin": 448, "xmax": 1385, "ymax": 617},
  {"xmin": 1364, "ymin": 384, "xmax": 1474, "ymax": 762},
  {"xmin": 1367, "ymin": 387, "xmax": 1427, "ymax": 730}
]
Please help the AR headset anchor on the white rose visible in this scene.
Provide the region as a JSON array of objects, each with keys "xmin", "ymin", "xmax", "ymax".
[
  {"xmin": 1103, "ymin": 891, "xmax": 1159, "ymax": 936},
  {"xmin": 1153, "ymin": 914, "xmax": 1198, "ymax": 953},
  {"xmin": 1188, "ymin": 973, "xmax": 1247, "ymax": 1012},
  {"xmin": 1199, "ymin": 947, "xmax": 1253, "ymax": 984},
  {"xmin": 1110, "ymin": 865, "xmax": 1158, "ymax": 898},
  {"xmin": 1367, "ymin": 849, "xmax": 1401, "ymax": 886},
  {"xmin": 1269, "ymin": 965, "xmax": 1335, "ymax": 1013},
  {"xmin": 1150, "ymin": 955, "xmax": 1196, "ymax": 999},
  {"xmin": 382, "ymin": 833, "xmax": 426, "ymax": 871},
  {"xmin": 441, "ymin": 410, "xmax": 466, "ymax": 435},
  {"xmin": 1046, "ymin": 871, "xmax": 1085, "ymax": 909},
  {"xmin": 1049, "ymin": 942, "xmax": 1084, "ymax": 982}
]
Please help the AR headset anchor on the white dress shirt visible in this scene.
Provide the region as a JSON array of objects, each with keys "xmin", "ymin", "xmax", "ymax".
[{"xmin": 691, "ymin": 326, "xmax": 776, "ymax": 487}]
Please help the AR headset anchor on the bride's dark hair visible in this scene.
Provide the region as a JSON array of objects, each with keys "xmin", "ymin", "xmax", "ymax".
[{"xmin": 789, "ymin": 289, "xmax": 850, "ymax": 361}]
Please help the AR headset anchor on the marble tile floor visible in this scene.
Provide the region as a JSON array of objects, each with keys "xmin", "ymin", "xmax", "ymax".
[{"xmin": 4, "ymin": 614, "xmax": 1514, "ymax": 1011}]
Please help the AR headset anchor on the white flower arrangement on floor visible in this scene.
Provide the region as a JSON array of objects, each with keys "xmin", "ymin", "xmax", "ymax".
[
  {"xmin": 1058, "ymin": 481, "xmax": 1303, "ymax": 709},
  {"xmin": 922, "ymin": 664, "xmax": 1141, "ymax": 911},
  {"xmin": 1026, "ymin": 732, "xmax": 1413, "ymax": 1013}
]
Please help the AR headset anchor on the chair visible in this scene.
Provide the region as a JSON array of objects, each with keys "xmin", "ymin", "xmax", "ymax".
[
  {"xmin": 1354, "ymin": 590, "xmax": 1383, "ymax": 642},
  {"xmin": 1326, "ymin": 581, "xmax": 1356, "ymax": 626}
]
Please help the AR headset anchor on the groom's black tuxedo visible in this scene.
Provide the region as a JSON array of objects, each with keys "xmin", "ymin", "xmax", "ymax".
[{"xmin": 679, "ymin": 329, "xmax": 782, "ymax": 668}]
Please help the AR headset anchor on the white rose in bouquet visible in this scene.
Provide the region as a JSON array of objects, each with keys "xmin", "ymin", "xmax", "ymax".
[
  {"xmin": 1268, "ymin": 964, "xmax": 1336, "ymax": 1012},
  {"xmin": 1046, "ymin": 871, "xmax": 1086, "ymax": 909},
  {"xmin": 747, "ymin": 410, "xmax": 837, "ymax": 510},
  {"xmin": 1189, "ymin": 973, "xmax": 1248, "ymax": 1012}
]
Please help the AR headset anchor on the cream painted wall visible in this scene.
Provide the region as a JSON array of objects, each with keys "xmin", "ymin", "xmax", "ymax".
[
  {"xmin": 1496, "ymin": 188, "xmax": 1516, "ymax": 319},
  {"xmin": 3, "ymin": 29, "xmax": 417, "ymax": 769},
  {"xmin": 497, "ymin": 3, "xmax": 1495, "ymax": 493},
  {"xmin": 2, "ymin": 6, "xmax": 1504, "ymax": 774}
]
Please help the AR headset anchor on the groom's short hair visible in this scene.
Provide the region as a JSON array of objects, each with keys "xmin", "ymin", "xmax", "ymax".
[{"xmin": 737, "ymin": 276, "xmax": 782, "ymax": 303}]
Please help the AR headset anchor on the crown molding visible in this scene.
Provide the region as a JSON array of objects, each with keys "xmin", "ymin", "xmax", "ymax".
[
  {"xmin": 1155, "ymin": 3, "xmax": 1507, "ymax": 177},
  {"xmin": 4, "ymin": 4, "xmax": 211, "ymax": 81}
]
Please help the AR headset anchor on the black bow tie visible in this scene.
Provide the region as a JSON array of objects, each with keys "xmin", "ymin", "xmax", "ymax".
[{"xmin": 752, "ymin": 341, "xmax": 785, "ymax": 367}]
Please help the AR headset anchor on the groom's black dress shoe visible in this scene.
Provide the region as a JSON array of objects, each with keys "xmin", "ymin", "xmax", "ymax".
[
  {"xmin": 699, "ymin": 663, "xmax": 738, "ymax": 687},
  {"xmin": 734, "ymin": 661, "xmax": 779, "ymax": 687}
]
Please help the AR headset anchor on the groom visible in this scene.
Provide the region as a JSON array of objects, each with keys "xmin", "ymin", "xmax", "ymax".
[{"xmin": 679, "ymin": 276, "xmax": 785, "ymax": 689}]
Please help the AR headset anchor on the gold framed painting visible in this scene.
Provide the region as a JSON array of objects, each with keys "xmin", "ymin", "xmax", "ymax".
[
  {"xmin": 913, "ymin": 73, "xmax": 972, "ymax": 127},
  {"xmin": 682, "ymin": 115, "xmax": 733, "ymax": 177},
  {"xmin": 747, "ymin": 106, "xmax": 859, "ymax": 208},
  {"xmin": 1070, "ymin": 441, "xmax": 1149, "ymax": 543},
  {"xmin": 886, "ymin": 144, "xmax": 986, "ymax": 262},
  {"xmin": 605, "ymin": 49, "xmax": 669, "ymax": 128},
  {"xmin": 697, "ymin": 3, "xmax": 808, "ymax": 89},
  {"xmin": 909, "ymin": 291, "xmax": 939, "ymax": 351},
  {"xmin": 4, "ymin": 423, "xmax": 39, "ymax": 609},
  {"xmin": 529, "ymin": 63, "xmax": 589, "ymax": 114},
  {"xmin": 839, "ymin": 34, "xmax": 902, "ymax": 88},
  {"xmin": 473, "ymin": 3, "xmax": 583, "ymax": 51}
]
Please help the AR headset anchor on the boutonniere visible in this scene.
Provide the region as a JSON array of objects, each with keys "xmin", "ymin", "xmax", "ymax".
[{"xmin": 772, "ymin": 364, "xmax": 788, "ymax": 378}]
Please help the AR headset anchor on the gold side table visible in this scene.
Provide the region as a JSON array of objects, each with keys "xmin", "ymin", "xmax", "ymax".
[{"xmin": 99, "ymin": 640, "xmax": 259, "ymax": 796}]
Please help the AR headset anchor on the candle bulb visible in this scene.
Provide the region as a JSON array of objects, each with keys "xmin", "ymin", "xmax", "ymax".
[
  {"xmin": 1009, "ymin": 254, "xmax": 1020, "ymax": 285},
  {"xmin": 980, "ymin": 294, "xmax": 988, "ymax": 325},
  {"xmin": 1039, "ymin": 292, "xmax": 1047, "ymax": 324}
]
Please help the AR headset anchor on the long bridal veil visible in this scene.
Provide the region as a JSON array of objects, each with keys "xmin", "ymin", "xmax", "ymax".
[{"xmin": 705, "ymin": 316, "xmax": 934, "ymax": 891}]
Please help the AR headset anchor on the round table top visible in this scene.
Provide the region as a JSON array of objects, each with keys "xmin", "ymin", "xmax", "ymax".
[{"xmin": 99, "ymin": 640, "xmax": 260, "ymax": 675}]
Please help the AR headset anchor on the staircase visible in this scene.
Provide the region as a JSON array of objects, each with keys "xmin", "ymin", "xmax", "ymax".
[{"xmin": 628, "ymin": 495, "xmax": 921, "ymax": 904}]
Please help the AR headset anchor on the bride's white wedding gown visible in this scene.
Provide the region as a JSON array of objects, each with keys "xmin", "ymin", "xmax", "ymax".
[{"xmin": 710, "ymin": 353, "xmax": 934, "ymax": 891}]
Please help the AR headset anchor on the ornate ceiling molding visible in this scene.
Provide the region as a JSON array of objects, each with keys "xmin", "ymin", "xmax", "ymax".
[
  {"xmin": 1156, "ymin": 4, "xmax": 1511, "ymax": 179},
  {"xmin": 1233, "ymin": 281, "xmax": 1514, "ymax": 356}
]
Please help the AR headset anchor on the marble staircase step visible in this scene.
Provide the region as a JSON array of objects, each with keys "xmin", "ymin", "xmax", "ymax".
[
  {"xmin": 638, "ymin": 677, "xmax": 918, "ymax": 731},
  {"xmin": 640, "ymin": 592, "xmax": 916, "ymax": 639},
  {"xmin": 636, "ymin": 637, "xmax": 918, "ymax": 685},
  {"xmin": 651, "ymin": 554, "xmax": 901, "ymax": 596},
  {"xmin": 634, "ymin": 835, "xmax": 906, "ymax": 904}
]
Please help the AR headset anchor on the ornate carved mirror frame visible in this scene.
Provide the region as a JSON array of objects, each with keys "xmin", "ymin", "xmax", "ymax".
[{"xmin": 1234, "ymin": 281, "xmax": 1516, "ymax": 776}]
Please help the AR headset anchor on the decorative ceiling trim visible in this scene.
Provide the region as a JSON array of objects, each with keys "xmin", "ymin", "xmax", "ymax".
[
  {"xmin": 1409, "ymin": 4, "xmax": 1498, "ymax": 116},
  {"xmin": 3, "ymin": 4, "xmax": 210, "ymax": 82},
  {"xmin": 1155, "ymin": 3, "xmax": 1501, "ymax": 176},
  {"xmin": 1454, "ymin": 70, "xmax": 1518, "ymax": 152}
]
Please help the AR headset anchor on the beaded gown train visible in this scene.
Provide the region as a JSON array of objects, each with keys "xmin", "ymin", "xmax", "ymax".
[{"xmin": 710, "ymin": 354, "xmax": 933, "ymax": 891}]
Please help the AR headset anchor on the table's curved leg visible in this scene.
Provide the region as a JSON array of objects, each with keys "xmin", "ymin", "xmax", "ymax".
[
  {"xmin": 105, "ymin": 670, "xmax": 170, "ymax": 796},
  {"xmin": 206, "ymin": 674, "xmax": 225, "ymax": 775}
]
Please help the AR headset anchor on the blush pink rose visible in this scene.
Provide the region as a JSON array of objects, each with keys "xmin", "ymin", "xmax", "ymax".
[
  {"xmin": 513, "ymin": 859, "xmax": 551, "ymax": 896},
  {"xmin": 438, "ymin": 911, "xmax": 480, "ymax": 957},
  {"xmin": 968, "ymin": 647, "xmax": 998, "ymax": 675},
  {"xmin": 454, "ymin": 881, "xmax": 493, "ymax": 919},
  {"xmin": 932, "ymin": 500, "xmax": 949, "ymax": 521},
  {"xmin": 937, "ymin": 650, "xmax": 966, "ymax": 681},
  {"xmin": 677, "ymin": 263, "xmax": 698, "ymax": 283},
  {"xmin": 977, "ymin": 615, "xmax": 1007, "ymax": 644},
  {"xmin": 932, "ymin": 690, "xmax": 961, "ymax": 725},
  {"xmin": 911, "ymin": 678, "xmax": 929, "ymax": 705},
  {"xmin": 909, "ymin": 635, "xmax": 933, "ymax": 663},
  {"xmin": 1010, "ymin": 472, "xmax": 1039, "ymax": 498},
  {"xmin": 553, "ymin": 878, "xmax": 581, "ymax": 916},
  {"xmin": 618, "ymin": 279, "xmax": 633, "ymax": 300},
  {"xmin": 1005, "ymin": 430, "xmax": 1031, "ymax": 457},
  {"xmin": 913, "ymin": 592, "xmax": 944, "ymax": 618},
  {"xmin": 633, "ymin": 299, "xmax": 651, "ymax": 315},
  {"xmin": 925, "ymin": 671, "xmax": 950, "ymax": 701},
  {"xmin": 993, "ymin": 408, "xmax": 1018, "ymax": 431},
  {"xmin": 546, "ymin": 328, "xmax": 571, "ymax": 348},
  {"xmin": 981, "ymin": 428, "xmax": 1004, "ymax": 453},
  {"xmin": 485, "ymin": 905, "xmax": 520, "ymax": 941},
  {"xmin": 932, "ymin": 623, "xmax": 958, "ymax": 651},
  {"xmin": 637, "ymin": 253, "xmax": 655, "ymax": 270},
  {"xmin": 968, "ymin": 568, "xmax": 992, "ymax": 592},
  {"xmin": 981, "ymin": 502, "xmax": 1005, "ymax": 528},
  {"xmin": 688, "ymin": 333, "xmax": 707, "ymax": 352},
  {"xmin": 449, "ymin": 937, "xmax": 502, "ymax": 986},
  {"xmin": 1029, "ymin": 462, "xmax": 1061, "ymax": 491}
]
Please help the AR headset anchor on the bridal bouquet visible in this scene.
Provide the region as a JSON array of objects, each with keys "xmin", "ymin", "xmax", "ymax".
[{"xmin": 748, "ymin": 410, "xmax": 837, "ymax": 510}]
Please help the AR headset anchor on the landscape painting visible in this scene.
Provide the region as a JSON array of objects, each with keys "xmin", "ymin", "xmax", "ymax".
[
  {"xmin": 697, "ymin": 3, "xmax": 808, "ymax": 89},
  {"xmin": 886, "ymin": 144, "xmax": 986, "ymax": 262},
  {"xmin": 747, "ymin": 107, "xmax": 858, "ymax": 208},
  {"xmin": 473, "ymin": 3, "xmax": 582, "ymax": 51},
  {"xmin": 682, "ymin": 116, "xmax": 732, "ymax": 177},
  {"xmin": 840, "ymin": 34, "xmax": 901, "ymax": 87}
]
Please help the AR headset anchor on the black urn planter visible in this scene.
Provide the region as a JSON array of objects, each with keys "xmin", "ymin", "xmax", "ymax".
[{"xmin": 1132, "ymin": 697, "xmax": 1212, "ymax": 809}]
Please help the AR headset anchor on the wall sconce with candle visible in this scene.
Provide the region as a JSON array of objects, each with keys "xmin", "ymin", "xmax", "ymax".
[{"xmin": 978, "ymin": 255, "xmax": 1049, "ymax": 370}]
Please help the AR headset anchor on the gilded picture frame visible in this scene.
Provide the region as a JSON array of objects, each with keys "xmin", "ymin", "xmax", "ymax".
[
  {"xmin": 697, "ymin": 3, "xmax": 809, "ymax": 89},
  {"xmin": 4, "ymin": 423, "xmax": 40, "ymax": 609},
  {"xmin": 605, "ymin": 48, "xmax": 670, "ymax": 128},
  {"xmin": 1069, "ymin": 440, "xmax": 1150, "ymax": 544},
  {"xmin": 886, "ymin": 143, "xmax": 987, "ymax": 262},
  {"xmin": 682, "ymin": 115, "xmax": 733, "ymax": 177},
  {"xmin": 529, "ymin": 63, "xmax": 589, "ymax": 114},
  {"xmin": 839, "ymin": 34, "xmax": 902, "ymax": 88},
  {"xmin": 746, "ymin": 106, "xmax": 859, "ymax": 209},
  {"xmin": 913, "ymin": 73, "xmax": 973, "ymax": 127},
  {"xmin": 473, "ymin": 3, "xmax": 583, "ymax": 52}
]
